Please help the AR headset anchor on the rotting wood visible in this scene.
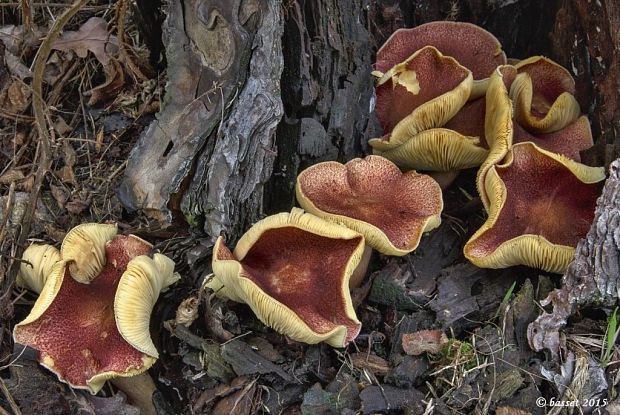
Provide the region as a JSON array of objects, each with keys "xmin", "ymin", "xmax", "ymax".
[
  {"xmin": 264, "ymin": 0, "xmax": 375, "ymax": 215},
  {"xmin": 550, "ymin": 0, "xmax": 620, "ymax": 166}
]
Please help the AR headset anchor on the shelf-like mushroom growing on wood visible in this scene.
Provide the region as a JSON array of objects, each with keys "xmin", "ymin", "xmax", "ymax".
[
  {"xmin": 13, "ymin": 223, "xmax": 179, "ymax": 395},
  {"xmin": 210, "ymin": 208, "xmax": 365, "ymax": 347}
]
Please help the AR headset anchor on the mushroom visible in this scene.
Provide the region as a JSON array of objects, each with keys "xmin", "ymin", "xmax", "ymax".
[
  {"xmin": 477, "ymin": 65, "xmax": 518, "ymax": 210},
  {"xmin": 513, "ymin": 115, "xmax": 593, "ymax": 162},
  {"xmin": 13, "ymin": 223, "xmax": 179, "ymax": 414},
  {"xmin": 210, "ymin": 208, "xmax": 365, "ymax": 347},
  {"xmin": 510, "ymin": 56, "xmax": 580, "ymax": 133},
  {"xmin": 464, "ymin": 142, "xmax": 605, "ymax": 273},
  {"xmin": 479, "ymin": 64, "xmax": 592, "ymax": 207},
  {"xmin": 375, "ymin": 21, "xmax": 507, "ymax": 99},
  {"xmin": 375, "ymin": 127, "xmax": 489, "ymax": 172},
  {"xmin": 370, "ymin": 46, "xmax": 473, "ymax": 152},
  {"xmin": 295, "ymin": 155, "xmax": 443, "ymax": 267},
  {"xmin": 17, "ymin": 244, "xmax": 61, "ymax": 293}
]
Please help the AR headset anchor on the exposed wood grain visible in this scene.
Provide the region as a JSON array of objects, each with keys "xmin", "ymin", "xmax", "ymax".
[{"xmin": 119, "ymin": 0, "xmax": 282, "ymax": 243}]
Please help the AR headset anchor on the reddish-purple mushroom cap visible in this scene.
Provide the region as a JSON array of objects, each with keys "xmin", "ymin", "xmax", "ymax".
[
  {"xmin": 13, "ymin": 223, "xmax": 178, "ymax": 393},
  {"xmin": 376, "ymin": 21, "xmax": 506, "ymax": 99},
  {"xmin": 370, "ymin": 46, "xmax": 472, "ymax": 152},
  {"xmin": 513, "ymin": 115, "xmax": 593, "ymax": 161},
  {"xmin": 464, "ymin": 143, "xmax": 605, "ymax": 273},
  {"xmin": 296, "ymin": 156, "xmax": 443, "ymax": 255},
  {"xmin": 511, "ymin": 56, "xmax": 580, "ymax": 133},
  {"xmin": 210, "ymin": 209, "xmax": 365, "ymax": 347}
]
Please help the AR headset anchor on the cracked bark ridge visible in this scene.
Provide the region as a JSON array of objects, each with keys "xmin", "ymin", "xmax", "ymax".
[
  {"xmin": 264, "ymin": 0, "xmax": 375, "ymax": 214},
  {"xmin": 528, "ymin": 159, "xmax": 620, "ymax": 359},
  {"xmin": 550, "ymin": 0, "xmax": 620, "ymax": 166},
  {"xmin": 181, "ymin": 0, "xmax": 283, "ymax": 240},
  {"xmin": 118, "ymin": 0, "xmax": 283, "ymax": 241}
]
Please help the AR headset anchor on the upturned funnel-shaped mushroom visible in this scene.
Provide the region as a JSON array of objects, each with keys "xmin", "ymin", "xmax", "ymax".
[
  {"xmin": 370, "ymin": 46, "xmax": 473, "ymax": 152},
  {"xmin": 375, "ymin": 21, "xmax": 506, "ymax": 99},
  {"xmin": 211, "ymin": 208, "xmax": 365, "ymax": 347},
  {"xmin": 464, "ymin": 142, "xmax": 605, "ymax": 273},
  {"xmin": 296, "ymin": 156, "xmax": 443, "ymax": 254},
  {"xmin": 13, "ymin": 223, "xmax": 179, "ymax": 393},
  {"xmin": 511, "ymin": 56, "xmax": 580, "ymax": 133}
]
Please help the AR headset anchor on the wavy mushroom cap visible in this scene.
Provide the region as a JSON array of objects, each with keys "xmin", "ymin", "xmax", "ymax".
[
  {"xmin": 211, "ymin": 209, "xmax": 365, "ymax": 347},
  {"xmin": 296, "ymin": 156, "xmax": 443, "ymax": 254},
  {"xmin": 13, "ymin": 226, "xmax": 178, "ymax": 394},
  {"xmin": 370, "ymin": 46, "xmax": 473, "ymax": 152},
  {"xmin": 376, "ymin": 21, "xmax": 506, "ymax": 99},
  {"xmin": 511, "ymin": 56, "xmax": 580, "ymax": 133},
  {"xmin": 464, "ymin": 142, "xmax": 605, "ymax": 273},
  {"xmin": 375, "ymin": 128, "xmax": 488, "ymax": 172},
  {"xmin": 477, "ymin": 65, "xmax": 517, "ymax": 210},
  {"xmin": 513, "ymin": 115, "xmax": 593, "ymax": 161},
  {"xmin": 17, "ymin": 244, "xmax": 61, "ymax": 293},
  {"xmin": 60, "ymin": 222, "xmax": 118, "ymax": 283}
]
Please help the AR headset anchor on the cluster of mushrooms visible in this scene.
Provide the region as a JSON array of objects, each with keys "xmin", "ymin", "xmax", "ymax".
[
  {"xmin": 208, "ymin": 21, "xmax": 606, "ymax": 348},
  {"xmin": 12, "ymin": 20, "xmax": 606, "ymax": 402},
  {"xmin": 370, "ymin": 21, "xmax": 605, "ymax": 273},
  {"xmin": 13, "ymin": 223, "xmax": 179, "ymax": 398}
]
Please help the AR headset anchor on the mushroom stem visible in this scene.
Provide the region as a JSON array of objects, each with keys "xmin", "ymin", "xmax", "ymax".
[
  {"xmin": 428, "ymin": 170, "xmax": 460, "ymax": 190},
  {"xmin": 350, "ymin": 245, "xmax": 373, "ymax": 288},
  {"xmin": 111, "ymin": 372, "xmax": 157, "ymax": 415}
]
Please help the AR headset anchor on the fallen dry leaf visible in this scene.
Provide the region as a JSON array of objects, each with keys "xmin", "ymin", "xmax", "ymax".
[
  {"xmin": 402, "ymin": 329, "xmax": 448, "ymax": 356},
  {"xmin": 4, "ymin": 80, "xmax": 31, "ymax": 112},
  {"xmin": 56, "ymin": 140, "xmax": 77, "ymax": 185},
  {"xmin": 0, "ymin": 24, "xmax": 43, "ymax": 55},
  {"xmin": 0, "ymin": 42, "xmax": 31, "ymax": 115},
  {"xmin": 65, "ymin": 192, "xmax": 92, "ymax": 215},
  {"xmin": 52, "ymin": 17, "xmax": 118, "ymax": 65},
  {"xmin": 51, "ymin": 17, "xmax": 124, "ymax": 106},
  {"xmin": 50, "ymin": 184, "xmax": 69, "ymax": 209},
  {"xmin": 175, "ymin": 295, "xmax": 200, "ymax": 327},
  {"xmin": 0, "ymin": 170, "xmax": 34, "ymax": 192},
  {"xmin": 53, "ymin": 116, "xmax": 72, "ymax": 135},
  {"xmin": 0, "ymin": 169, "xmax": 25, "ymax": 184},
  {"xmin": 5, "ymin": 51, "xmax": 32, "ymax": 80},
  {"xmin": 85, "ymin": 58, "xmax": 125, "ymax": 106},
  {"xmin": 212, "ymin": 377, "xmax": 257, "ymax": 415}
]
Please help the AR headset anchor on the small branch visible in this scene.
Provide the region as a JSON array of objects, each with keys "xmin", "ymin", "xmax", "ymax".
[{"xmin": 19, "ymin": 0, "xmax": 32, "ymax": 34}]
